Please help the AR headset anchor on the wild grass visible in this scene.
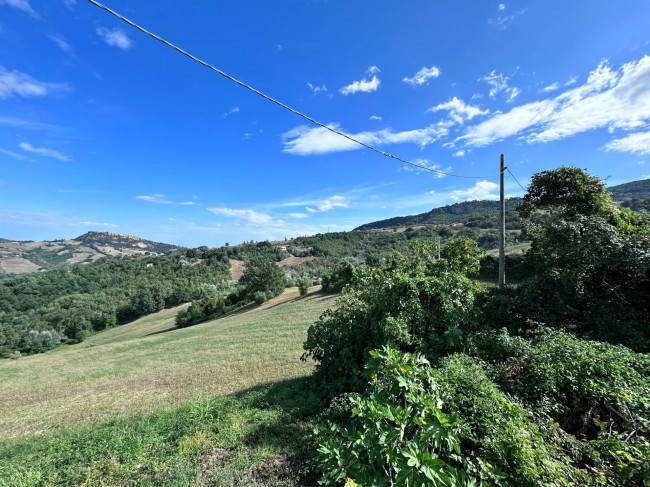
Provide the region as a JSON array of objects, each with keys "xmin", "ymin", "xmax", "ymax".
[
  {"xmin": 0, "ymin": 376, "xmax": 326, "ymax": 486},
  {"xmin": 0, "ymin": 287, "xmax": 335, "ymax": 442}
]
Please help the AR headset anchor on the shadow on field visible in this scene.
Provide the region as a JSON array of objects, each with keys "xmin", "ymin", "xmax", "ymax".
[{"xmin": 221, "ymin": 374, "xmax": 329, "ymax": 486}]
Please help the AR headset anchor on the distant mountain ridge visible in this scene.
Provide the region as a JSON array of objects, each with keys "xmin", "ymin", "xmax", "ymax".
[
  {"xmin": 356, "ymin": 178, "xmax": 650, "ymax": 231},
  {"xmin": 0, "ymin": 232, "xmax": 182, "ymax": 275}
]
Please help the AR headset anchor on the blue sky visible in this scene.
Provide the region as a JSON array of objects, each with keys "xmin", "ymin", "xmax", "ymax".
[{"xmin": 1, "ymin": 0, "xmax": 649, "ymax": 247}]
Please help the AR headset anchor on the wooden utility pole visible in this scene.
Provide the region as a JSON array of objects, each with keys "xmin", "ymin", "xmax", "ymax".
[
  {"xmin": 499, "ymin": 154, "xmax": 506, "ymax": 290},
  {"xmin": 437, "ymin": 236, "xmax": 441, "ymax": 260}
]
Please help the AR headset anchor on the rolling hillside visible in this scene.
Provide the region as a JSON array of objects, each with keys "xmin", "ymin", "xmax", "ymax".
[
  {"xmin": 0, "ymin": 232, "xmax": 182, "ymax": 275},
  {"xmin": 356, "ymin": 177, "xmax": 650, "ymax": 231}
]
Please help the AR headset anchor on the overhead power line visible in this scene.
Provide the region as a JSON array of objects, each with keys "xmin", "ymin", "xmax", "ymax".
[
  {"xmin": 85, "ymin": 0, "xmax": 486, "ymax": 179},
  {"xmin": 506, "ymin": 168, "xmax": 527, "ymax": 192}
]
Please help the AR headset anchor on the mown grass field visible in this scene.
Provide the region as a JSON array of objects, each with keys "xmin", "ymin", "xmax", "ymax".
[{"xmin": 0, "ymin": 287, "xmax": 335, "ymax": 442}]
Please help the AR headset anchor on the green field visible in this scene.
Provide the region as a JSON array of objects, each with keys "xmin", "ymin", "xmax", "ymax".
[{"xmin": 0, "ymin": 287, "xmax": 335, "ymax": 442}]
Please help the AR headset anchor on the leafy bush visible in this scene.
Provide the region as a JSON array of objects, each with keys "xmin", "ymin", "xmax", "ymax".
[
  {"xmin": 303, "ymin": 240, "xmax": 483, "ymax": 393},
  {"xmin": 496, "ymin": 330, "xmax": 650, "ymax": 484},
  {"xmin": 321, "ymin": 261, "xmax": 356, "ymax": 293},
  {"xmin": 315, "ymin": 348, "xmax": 469, "ymax": 487},
  {"xmin": 296, "ymin": 276, "xmax": 311, "ymax": 296},
  {"xmin": 254, "ymin": 291, "xmax": 267, "ymax": 305},
  {"xmin": 315, "ymin": 348, "xmax": 582, "ymax": 486}
]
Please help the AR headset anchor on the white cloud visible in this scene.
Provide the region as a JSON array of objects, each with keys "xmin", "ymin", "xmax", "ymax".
[
  {"xmin": 340, "ymin": 67, "xmax": 381, "ymax": 95},
  {"xmin": 453, "ymin": 150, "xmax": 466, "ymax": 157},
  {"xmin": 96, "ymin": 27, "xmax": 133, "ymax": 50},
  {"xmin": 282, "ymin": 122, "xmax": 450, "ymax": 155},
  {"xmin": 402, "ymin": 66, "xmax": 441, "ymax": 86},
  {"xmin": 63, "ymin": 0, "xmax": 76, "ymax": 9},
  {"xmin": 370, "ymin": 115, "xmax": 382, "ymax": 121},
  {"xmin": 462, "ymin": 56, "xmax": 650, "ymax": 147},
  {"xmin": 542, "ymin": 82, "xmax": 559, "ymax": 93},
  {"xmin": 48, "ymin": 34, "xmax": 73, "ymax": 56},
  {"xmin": 0, "ymin": 148, "xmax": 27, "ymax": 160},
  {"xmin": 603, "ymin": 131, "xmax": 650, "ymax": 155},
  {"xmin": 428, "ymin": 97, "xmax": 489, "ymax": 124},
  {"xmin": 207, "ymin": 207, "xmax": 274, "ymax": 225},
  {"xmin": 136, "ymin": 194, "xmax": 200, "ymax": 205},
  {"xmin": 450, "ymin": 181, "xmax": 499, "ymax": 200},
  {"xmin": 288, "ymin": 213, "xmax": 309, "ymax": 218},
  {"xmin": 221, "ymin": 106, "xmax": 240, "ymax": 118},
  {"xmin": 307, "ymin": 82, "xmax": 327, "ymax": 95},
  {"xmin": 19, "ymin": 142, "xmax": 70, "ymax": 161},
  {"xmin": 478, "ymin": 70, "xmax": 520, "ymax": 101},
  {"xmin": 0, "ymin": 66, "xmax": 67, "ymax": 99},
  {"xmin": 0, "ymin": 0, "xmax": 36, "ymax": 16},
  {"xmin": 498, "ymin": 3, "xmax": 505, "ymax": 10}
]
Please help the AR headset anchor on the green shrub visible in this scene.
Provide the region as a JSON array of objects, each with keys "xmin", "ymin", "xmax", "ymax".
[
  {"xmin": 296, "ymin": 276, "xmax": 311, "ymax": 296},
  {"xmin": 321, "ymin": 261, "xmax": 355, "ymax": 293},
  {"xmin": 254, "ymin": 291, "xmax": 267, "ymax": 305},
  {"xmin": 303, "ymin": 240, "xmax": 483, "ymax": 393},
  {"xmin": 314, "ymin": 348, "xmax": 469, "ymax": 486},
  {"xmin": 240, "ymin": 256, "xmax": 285, "ymax": 299},
  {"xmin": 497, "ymin": 330, "xmax": 650, "ymax": 484},
  {"xmin": 315, "ymin": 348, "xmax": 583, "ymax": 486}
]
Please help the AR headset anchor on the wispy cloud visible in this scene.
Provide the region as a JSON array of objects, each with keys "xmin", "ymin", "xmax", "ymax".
[
  {"xmin": 304, "ymin": 195, "xmax": 348, "ymax": 212},
  {"xmin": 282, "ymin": 122, "xmax": 451, "ymax": 156},
  {"xmin": 19, "ymin": 142, "xmax": 70, "ymax": 161},
  {"xmin": 136, "ymin": 194, "xmax": 200, "ymax": 205},
  {"xmin": 402, "ymin": 66, "xmax": 441, "ymax": 86},
  {"xmin": 78, "ymin": 221, "xmax": 117, "ymax": 228},
  {"xmin": 478, "ymin": 70, "xmax": 520, "ymax": 102},
  {"xmin": 96, "ymin": 27, "xmax": 133, "ymax": 50},
  {"xmin": 401, "ymin": 159, "xmax": 451, "ymax": 178},
  {"xmin": 428, "ymin": 97, "xmax": 489, "ymax": 124},
  {"xmin": 221, "ymin": 106, "xmax": 240, "ymax": 118},
  {"xmin": 307, "ymin": 82, "xmax": 327, "ymax": 95},
  {"xmin": 462, "ymin": 56, "xmax": 650, "ymax": 147},
  {"xmin": 48, "ymin": 34, "xmax": 74, "ymax": 56},
  {"xmin": 488, "ymin": 9, "xmax": 525, "ymax": 30},
  {"xmin": 0, "ymin": 148, "xmax": 28, "ymax": 161},
  {"xmin": 0, "ymin": 0, "xmax": 37, "ymax": 16},
  {"xmin": 0, "ymin": 116, "xmax": 63, "ymax": 132},
  {"xmin": 340, "ymin": 66, "xmax": 381, "ymax": 95},
  {"xmin": 207, "ymin": 207, "xmax": 274, "ymax": 225},
  {"xmin": 498, "ymin": 3, "xmax": 505, "ymax": 10},
  {"xmin": 450, "ymin": 181, "xmax": 499, "ymax": 200},
  {"xmin": 603, "ymin": 131, "xmax": 650, "ymax": 155},
  {"xmin": 541, "ymin": 82, "xmax": 559, "ymax": 93},
  {"xmin": 288, "ymin": 213, "xmax": 309, "ymax": 218},
  {"xmin": 370, "ymin": 115, "xmax": 382, "ymax": 121},
  {"xmin": 0, "ymin": 66, "xmax": 68, "ymax": 99},
  {"xmin": 62, "ymin": 0, "xmax": 76, "ymax": 9}
]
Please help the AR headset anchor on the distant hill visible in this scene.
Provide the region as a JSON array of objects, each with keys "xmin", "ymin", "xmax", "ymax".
[
  {"xmin": 356, "ymin": 178, "xmax": 650, "ymax": 231},
  {"xmin": 355, "ymin": 199, "xmax": 522, "ymax": 231},
  {"xmin": 0, "ymin": 232, "xmax": 182, "ymax": 275},
  {"xmin": 609, "ymin": 178, "xmax": 650, "ymax": 200}
]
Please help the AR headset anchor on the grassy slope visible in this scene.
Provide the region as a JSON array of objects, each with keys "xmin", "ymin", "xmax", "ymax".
[{"xmin": 0, "ymin": 287, "xmax": 335, "ymax": 442}]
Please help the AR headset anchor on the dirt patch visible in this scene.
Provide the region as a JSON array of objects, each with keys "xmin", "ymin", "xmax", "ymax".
[
  {"xmin": 0, "ymin": 257, "xmax": 40, "ymax": 274},
  {"xmin": 240, "ymin": 453, "xmax": 289, "ymax": 486},
  {"xmin": 200, "ymin": 447, "xmax": 232, "ymax": 483},
  {"xmin": 230, "ymin": 259, "xmax": 246, "ymax": 280},
  {"xmin": 277, "ymin": 256, "xmax": 316, "ymax": 268}
]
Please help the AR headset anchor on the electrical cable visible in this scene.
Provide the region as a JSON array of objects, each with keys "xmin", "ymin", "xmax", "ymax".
[
  {"xmin": 85, "ymin": 0, "xmax": 489, "ymax": 179},
  {"xmin": 506, "ymin": 168, "xmax": 527, "ymax": 192}
]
